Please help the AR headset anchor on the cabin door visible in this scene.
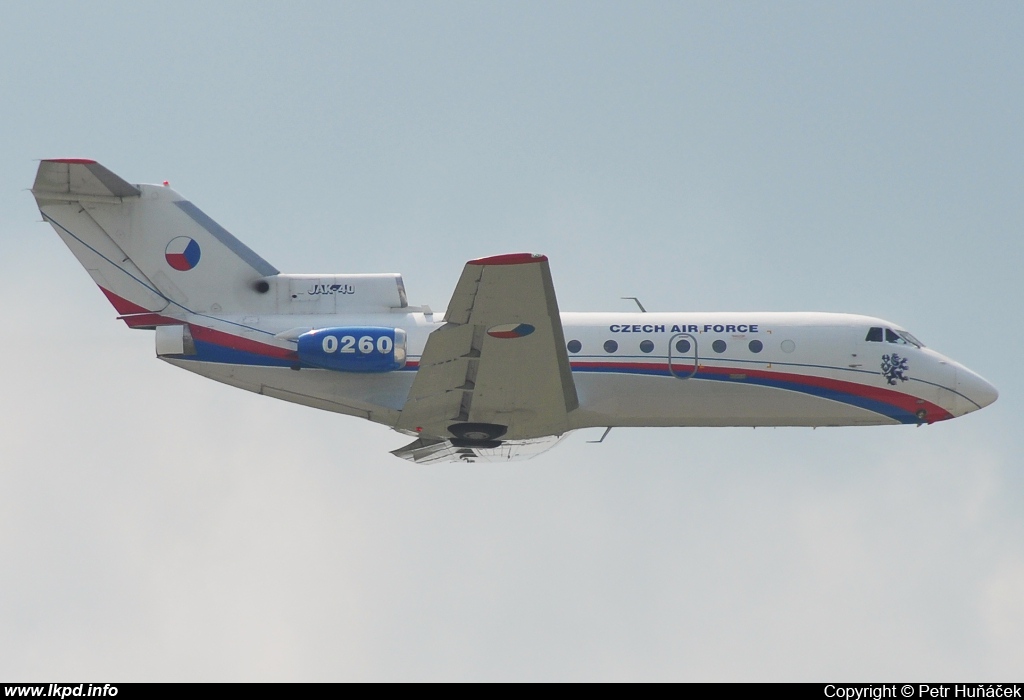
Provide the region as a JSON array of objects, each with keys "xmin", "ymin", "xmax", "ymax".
[{"xmin": 668, "ymin": 333, "xmax": 698, "ymax": 379}]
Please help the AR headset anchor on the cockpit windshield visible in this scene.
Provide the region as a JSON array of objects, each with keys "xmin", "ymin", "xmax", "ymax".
[
  {"xmin": 884, "ymin": 328, "xmax": 904, "ymax": 344},
  {"xmin": 895, "ymin": 330, "xmax": 924, "ymax": 348},
  {"xmin": 865, "ymin": 327, "xmax": 925, "ymax": 348}
]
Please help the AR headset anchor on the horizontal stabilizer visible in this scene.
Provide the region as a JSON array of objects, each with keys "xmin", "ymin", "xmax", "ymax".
[{"xmin": 33, "ymin": 159, "xmax": 141, "ymax": 200}]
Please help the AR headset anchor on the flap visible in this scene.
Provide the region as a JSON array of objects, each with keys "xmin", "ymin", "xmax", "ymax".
[{"xmin": 391, "ymin": 435, "xmax": 567, "ymax": 464}]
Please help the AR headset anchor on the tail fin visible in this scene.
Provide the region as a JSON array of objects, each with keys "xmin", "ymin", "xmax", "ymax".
[{"xmin": 32, "ymin": 159, "xmax": 279, "ymax": 327}]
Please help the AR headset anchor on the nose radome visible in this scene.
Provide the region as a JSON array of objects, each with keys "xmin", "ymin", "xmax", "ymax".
[{"xmin": 958, "ymin": 369, "xmax": 999, "ymax": 411}]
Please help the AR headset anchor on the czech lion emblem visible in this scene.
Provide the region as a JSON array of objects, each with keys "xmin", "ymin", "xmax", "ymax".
[{"xmin": 881, "ymin": 353, "xmax": 909, "ymax": 385}]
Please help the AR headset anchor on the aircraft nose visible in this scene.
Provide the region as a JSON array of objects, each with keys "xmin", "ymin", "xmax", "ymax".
[{"xmin": 957, "ymin": 368, "xmax": 999, "ymax": 411}]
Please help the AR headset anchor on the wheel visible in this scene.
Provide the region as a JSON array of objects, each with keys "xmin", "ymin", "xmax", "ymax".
[{"xmin": 448, "ymin": 422, "xmax": 508, "ymax": 441}]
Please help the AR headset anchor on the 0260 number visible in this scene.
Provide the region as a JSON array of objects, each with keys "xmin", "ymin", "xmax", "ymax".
[{"xmin": 321, "ymin": 335, "xmax": 393, "ymax": 355}]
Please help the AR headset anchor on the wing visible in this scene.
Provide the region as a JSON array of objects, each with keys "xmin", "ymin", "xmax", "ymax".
[{"xmin": 397, "ymin": 253, "xmax": 578, "ymax": 441}]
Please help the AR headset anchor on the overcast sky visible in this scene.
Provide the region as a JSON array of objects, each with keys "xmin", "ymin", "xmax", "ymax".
[{"xmin": 1, "ymin": 1, "xmax": 1021, "ymax": 681}]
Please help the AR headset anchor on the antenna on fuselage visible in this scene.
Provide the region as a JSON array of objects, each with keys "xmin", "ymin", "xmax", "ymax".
[{"xmin": 621, "ymin": 297, "xmax": 647, "ymax": 312}]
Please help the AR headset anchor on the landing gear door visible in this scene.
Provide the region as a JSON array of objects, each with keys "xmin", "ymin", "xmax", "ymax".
[{"xmin": 669, "ymin": 333, "xmax": 698, "ymax": 379}]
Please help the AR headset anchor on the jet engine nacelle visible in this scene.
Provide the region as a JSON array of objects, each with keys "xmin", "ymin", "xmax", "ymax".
[{"xmin": 297, "ymin": 327, "xmax": 407, "ymax": 373}]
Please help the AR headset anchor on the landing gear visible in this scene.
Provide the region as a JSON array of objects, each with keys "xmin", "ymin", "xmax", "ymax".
[
  {"xmin": 451, "ymin": 438, "xmax": 503, "ymax": 449},
  {"xmin": 448, "ymin": 422, "xmax": 507, "ymax": 448}
]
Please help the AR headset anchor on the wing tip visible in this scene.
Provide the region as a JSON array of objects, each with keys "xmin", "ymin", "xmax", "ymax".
[
  {"xmin": 44, "ymin": 157, "xmax": 98, "ymax": 164},
  {"xmin": 468, "ymin": 253, "xmax": 547, "ymax": 266}
]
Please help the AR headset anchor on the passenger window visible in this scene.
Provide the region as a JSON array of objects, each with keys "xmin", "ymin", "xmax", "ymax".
[
  {"xmin": 639, "ymin": 340, "xmax": 654, "ymax": 354},
  {"xmin": 865, "ymin": 327, "xmax": 883, "ymax": 342},
  {"xmin": 567, "ymin": 340, "xmax": 582, "ymax": 353},
  {"xmin": 603, "ymin": 340, "xmax": 618, "ymax": 353}
]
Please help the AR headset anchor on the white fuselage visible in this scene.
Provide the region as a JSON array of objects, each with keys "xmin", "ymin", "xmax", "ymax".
[{"xmin": 163, "ymin": 309, "xmax": 997, "ymax": 435}]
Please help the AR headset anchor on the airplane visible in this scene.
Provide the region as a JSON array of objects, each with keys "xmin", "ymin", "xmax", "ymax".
[{"xmin": 30, "ymin": 159, "xmax": 998, "ymax": 463}]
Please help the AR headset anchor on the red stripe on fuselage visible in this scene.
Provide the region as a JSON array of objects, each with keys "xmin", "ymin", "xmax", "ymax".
[
  {"xmin": 188, "ymin": 324, "xmax": 298, "ymax": 361},
  {"xmin": 98, "ymin": 287, "xmax": 180, "ymax": 327},
  {"xmin": 97, "ymin": 287, "xmax": 294, "ymax": 359},
  {"xmin": 98, "ymin": 287, "xmax": 150, "ymax": 315},
  {"xmin": 571, "ymin": 360, "xmax": 954, "ymax": 423},
  {"xmin": 119, "ymin": 313, "xmax": 180, "ymax": 328}
]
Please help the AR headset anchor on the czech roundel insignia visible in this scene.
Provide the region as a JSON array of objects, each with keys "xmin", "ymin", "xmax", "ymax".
[
  {"xmin": 165, "ymin": 237, "xmax": 201, "ymax": 271},
  {"xmin": 487, "ymin": 323, "xmax": 535, "ymax": 339}
]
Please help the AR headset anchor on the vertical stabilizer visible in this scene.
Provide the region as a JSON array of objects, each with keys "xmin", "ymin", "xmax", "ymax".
[{"xmin": 32, "ymin": 159, "xmax": 280, "ymax": 325}]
